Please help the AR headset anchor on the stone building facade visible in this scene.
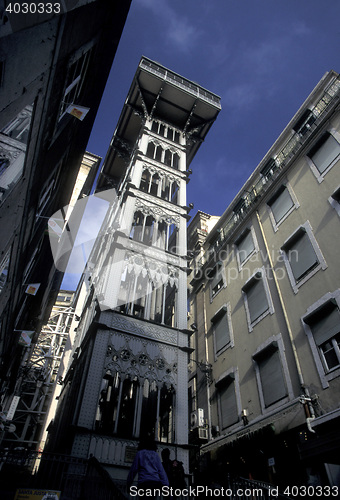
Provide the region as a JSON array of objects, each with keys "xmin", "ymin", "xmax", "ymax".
[{"xmin": 188, "ymin": 70, "xmax": 340, "ymax": 488}]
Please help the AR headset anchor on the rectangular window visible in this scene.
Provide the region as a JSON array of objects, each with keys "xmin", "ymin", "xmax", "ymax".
[
  {"xmin": 0, "ymin": 104, "xmax": 33, "ymax": 202},
  {"xmin": 260, "ymin": 158, "xmax": 278, "ymax": 180},
  {"xmin": 267, "ymin": 185, "xmax": 294, "ymax": 224},
  {"xmin": 305, "ymin": 302, "xmax": 340, "ymax": 372},
  {"xmin": 209, "ymin": 262, "xmax": 224, "ymax": 299},
  {"xmin": 254, "ymin": 346, "xmax": 287, "ymax": 408},
  {"xmin": 1, "ymin": 104, "xmax": 33, "ymax": 145},
  {"xmin": 0, "ymin": 250, "xmax": 10, "ymax": 293},
  {"xmin": 293, "ymin": 109, "xmax": 316, "ymax": 136},
  {"xmin": 236, "ymin": 229, "xmax": 255, "ymax": 265},
  {"xmin": 282, "ymin": 229, "xmax": 319, "ymax": 282},
  {"xmin": 217, "ymin": 376, "xmax": 238, "ymax": 429},
  {"xmin": 243, "ymin": 273, "xmax": 269, "ymax": 326},
  {"xmin": 329, "ymin": 186, "xmax": 340, "ymax": 217},
  {"xmin": 308, "ymin": 133, "xmax": 340, "ymax": 175},
  {"xmin": 212, "ymin": 306, "xmax": 232, "ymax": 355},
  {"xmin": 59, "ymin": 49, "xmax": 92, "ymax": 121}
]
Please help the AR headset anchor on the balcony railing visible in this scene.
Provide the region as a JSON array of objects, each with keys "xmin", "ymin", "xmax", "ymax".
[
  {"xmin": 193, "ymin": 76, "xmax": 340, "ymax": 276},
  {"xmin": 140, "ymin": 58, "xmax": 221, "ymax": 108}
]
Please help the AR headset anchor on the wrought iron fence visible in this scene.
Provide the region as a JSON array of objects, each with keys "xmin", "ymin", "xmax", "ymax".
[{"xmin": 0, "ymin": 450, "xmax": 128, "ymax": 500}]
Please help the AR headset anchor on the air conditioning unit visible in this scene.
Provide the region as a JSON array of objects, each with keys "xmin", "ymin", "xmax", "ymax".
[
  {"xmin": 198, "ymin": 428, "xmax": 208, "ymax": 440},
  {"xmin": 190, "ymin": 408, "xmax": 204, "ymax": 429}
]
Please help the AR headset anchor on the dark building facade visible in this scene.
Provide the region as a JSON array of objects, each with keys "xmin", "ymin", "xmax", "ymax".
[{"xmin": 0, "ymin": 0, "xmax": 131, "ymax": 451}]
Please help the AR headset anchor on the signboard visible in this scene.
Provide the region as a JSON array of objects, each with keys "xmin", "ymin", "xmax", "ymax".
[{"xmin": 14, "ymin": 489, "xmax": 61, "ymax": 500}]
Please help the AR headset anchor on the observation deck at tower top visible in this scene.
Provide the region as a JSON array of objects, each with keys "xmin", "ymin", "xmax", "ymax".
[
  {"xmin": 96, "ymin": 56, "xmax": 221, "ymax": 190},
  {"xmin": 139, "ymin": 57, "xmax": 221, "ymax": 110}
]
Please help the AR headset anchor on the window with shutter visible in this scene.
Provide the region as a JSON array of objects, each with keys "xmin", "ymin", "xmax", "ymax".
[
  {"xmin": 236, "ymin": 229, "xmax": 255, "ymax": 266},
  {"xmin": 308, "ymin": 132, "xmax": 340, "ymax": 175},
  {"xmin": 304, "ymin": 302, "xmax": 340, "ymax": 372},
  {"xmin": 209, "ymin": 262, "xmax": 224, "ymax": 299},
  {"xmin": 217, "ymin": 377, "xmax": 239, "ymax": 429},
  {"xmin": 267, "ymin": 185, "xmax": 294, "ymax": 224},
  {"xmin": 282, "ymin": 230, "xmax": 319, "ymax": 282},
  {"xmin": 212, "ymin": 308, "xmax": 232, "ymax": 355},
  {"xmin": 243, "ymin": 275, "xmax": 269, "ymax": 326},
  {"xmin": 255, "ymin": 347, "xmax": 287, "ymax": 408}
]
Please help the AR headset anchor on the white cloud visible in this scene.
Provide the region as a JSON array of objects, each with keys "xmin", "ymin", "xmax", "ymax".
[{"xmin": 136, "ymin": 0, "xmax": 200, "ymax": 52}]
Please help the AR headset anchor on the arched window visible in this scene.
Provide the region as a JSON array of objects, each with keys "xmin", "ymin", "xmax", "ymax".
[
  {"xmin": 157, "ymin": 220, "xmax": 168, "ymax": 250},
  {"xmin": 140, "ymin": 169, "xmax": 151, "ymax": 192},
  {"xmin": 95, "ymin": 371, "xmax": 120, "ymax": 434},
  {"xmin": 143, "ymin": 215, "xmax": 155, "ymax": 245},
  {"xmin": 150, "ymin": 173, "xmax": 160, "ymax": 196},
  {"xmin": 172, "ymin": 152, "xmax": 180, "ymax": 170},
  {"xmin": 168, "ymin": 224, "xmax": 178, "ymax": 254},
  {"xmin": 164, "ymin": 283, "xmax": 177, "ymax": 327},
  {"xmin": 117, "ymin": 376, "xmax": 139, "ymax": 438},
  {"xmin": 158, "ymin": 384, "xmax": 175, "ymax": 443},
  {"xmin": 170, "ymin": 181, "xmax": 179, "ymax": 204},
  {"xmin": 161, "ymin": 177, "xmax": 171, "ymax": 200},
  {"xmin": 155, "ymin": 145, "xmax": 162, "ymax": 162},
  {"xmin": 140, "ymin": 379, "xmax": 158, "ymax": 437},
  {"xmin": 146, "ymin": 142, "xmax": 156, "ymax": 159},
  {"xmin": 130, "ymin": 211, "xmax": 144, "ymax": 241},
  {"xmin": 164, "ymin": 149, "xmax": 172, "ymax": 167}
]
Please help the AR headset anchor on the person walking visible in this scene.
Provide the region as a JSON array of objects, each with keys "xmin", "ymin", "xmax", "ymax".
[{"xmin": 127, "ymin": 437, "xmax": 169, "ymax": 495}]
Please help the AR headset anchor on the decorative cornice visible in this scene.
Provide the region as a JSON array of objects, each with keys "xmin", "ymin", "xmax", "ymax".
[{"xmin": 99, "ymin": 311, "xmax": 178, "ymax": 345}]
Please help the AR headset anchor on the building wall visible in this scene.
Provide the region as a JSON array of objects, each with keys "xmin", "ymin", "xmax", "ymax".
[
  {"xmin": 188, "ymin": 71, "xmax": 340, "ymax": 485},
  {"xmin": 0, "ymin": 0, "xmax": 131, "ymax": 445}
]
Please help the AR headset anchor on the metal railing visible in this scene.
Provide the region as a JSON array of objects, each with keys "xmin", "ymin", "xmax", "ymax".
[
  {"xmin": 0, "ymin": 450, "xmax": 128, "ymax": 500},
  {"xmin": 140, "ymin": 58, "xmax": 221, "ymax": 108}
]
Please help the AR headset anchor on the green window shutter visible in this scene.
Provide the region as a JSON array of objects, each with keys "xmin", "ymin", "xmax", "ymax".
[
  {"xmin": 287, "ymin": 232, "xmax": 318, "ymax": 281},
  {"xmin": 257, "ymin": 349, "xmax": 287, "ymax": 407},
  {"xmin": 268, "ymin": 186, "xmax": 294, "ymax": 223},
  {"xmin": 245, "ymin": 278, "xmax": 268, "ymax": 323},
  {"xmin": 219, "ymin": 379, "xmax": 238, "ymax": 428}
]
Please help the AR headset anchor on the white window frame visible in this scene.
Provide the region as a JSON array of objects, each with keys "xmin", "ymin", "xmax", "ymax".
[
  {"xmin": 242, "ymin": 267, "xmax": 274, "ymax": 332},
  {"xmin": 0, "ymin": 248, "xmax": 11, "ymax": 294},
  {"xmin": 267, "ymin": 182, "xmax": 299, "ymax": 232},
  {"xmin": 215, "ymin": 368, "xmax": 241, "ymax": 431},
  {"xmin": 306, "ymin": 129, "xmax": 340, "ymax": 183},
  {"xmin": 212, "ymin": 303, "xmax": 234, "ymax": 359},
  {"xmin": 302, "ymin": 290, "xmax": 340, "ymax": 389},
  {"xmin": 252, "ymin": 335, "xmax": 293, "ymax": 414},
  {"xmin": 58, "ymin": 43, "xmax": 93, "ymax": 122},
  {"xmin": 235, "ymin": 226, "xmax": 259, "ymax": 270},
  {"xmin": 328, "ymin": 185, "xmax": 340, "ymax": 217},
  {"xmin": 280, "ymin": 221, "xmax": 327, "ymax": 294},
  {"xmin": 209, "ymin": 261, "xmax": 226, "ymax": 302}
]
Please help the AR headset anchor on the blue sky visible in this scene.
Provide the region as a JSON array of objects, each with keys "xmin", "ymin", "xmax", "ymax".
[
  {"xmin": 62, "ymin": 0, "xmax": 340, "ymax": 289},
  {"xmin": 87, "ymin": 0, "xmax": 340, "ymax": 215}
]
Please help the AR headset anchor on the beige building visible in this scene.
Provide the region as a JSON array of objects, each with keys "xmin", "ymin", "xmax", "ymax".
[{"xmin": 188, "ymin": 70, "xmax": 340, "ymax": 488}]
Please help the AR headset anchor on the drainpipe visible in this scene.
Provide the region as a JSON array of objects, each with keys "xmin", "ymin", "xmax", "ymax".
[
  {"xmin": 202, "ymin": 285, "xmax": 212, "ymax": 441},
  {"xmin": 255, "ymin": 211, "xmax": 316, "ymax": 428}
]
